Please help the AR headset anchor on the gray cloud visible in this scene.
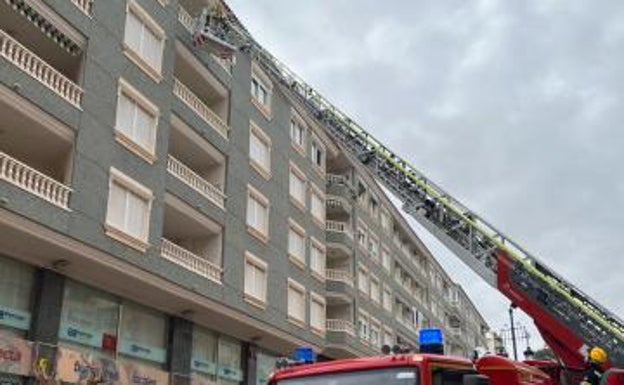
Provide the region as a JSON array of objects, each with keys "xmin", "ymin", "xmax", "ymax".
[{"xmin": 227, "ymin": 0, "xmax": 624, "ymax": 353}]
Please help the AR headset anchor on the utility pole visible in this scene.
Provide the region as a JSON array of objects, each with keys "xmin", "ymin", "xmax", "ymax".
[{"xmin": 509, "ymin": 304, "xmax": 518, "ymax": 360}]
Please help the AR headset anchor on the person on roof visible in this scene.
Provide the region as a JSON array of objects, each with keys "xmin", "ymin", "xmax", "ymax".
[{"xmin": 581, "ymin": 347, "xmax": 607, "ymax": 385}]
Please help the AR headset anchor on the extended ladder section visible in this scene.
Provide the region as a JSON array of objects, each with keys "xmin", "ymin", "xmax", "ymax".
[{"xmin": 194, "ymin": 6, "xmax": 624, "ymax": 366}]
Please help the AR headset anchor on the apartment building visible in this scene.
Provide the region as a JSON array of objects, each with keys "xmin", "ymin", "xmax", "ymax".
[{"xmin": 0, "ymin": 1, "xmax": 487, "ymax": 385}]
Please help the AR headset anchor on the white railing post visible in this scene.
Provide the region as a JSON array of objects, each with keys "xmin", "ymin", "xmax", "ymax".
[
  {"xmin": 160, "ymin": 238, "xmax": 222, "ymax": 284},
  {"xmin": 173, "ymin": 78, "xmax": 230, "ymax": 139},
  {"xmin": 0, "ymin": 29, "xmax": 83, "ymax": 108},
  {"xmin": 167, "ymin": 155, "xmax": 226, "ymax": 209},
  {"xmin": 0, "ymin": 151, "xmax": 72, "ymax": 209}
]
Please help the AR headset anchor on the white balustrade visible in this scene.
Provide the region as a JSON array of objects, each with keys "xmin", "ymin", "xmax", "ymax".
[
  {"xmin": 161, "ymin": 238, "xmax": 222, "ymax": 284},
  {"xmin": 167, "ymin": 155, "xmax": 226, "ymax": 209},
  {"xmin": 326, "ymin": 269, "xmax": 353, "ymax": 286},
  {"xmin": 0, "ymin": 30, "xmax": 83, "ymax": 107},
  {"xmin": 71, "ymin": 0, "xmax": 93, "ymax": 16},
  {"xmin": 327, "ymin": 173, "xmax": 349, "ymax": 185},
  {"xmin": 178, "ymin": 5, "xmax": 194, "ymax": 34},
  {"xmin": 0, "ymin": 151, "xmax": 71, "ymax": 209},
  {"xmin": 326, "ymin": 220, "xmax": 353, "ymax": 238},
  {"xmin": 173, "ymin": 78, "xmax": 229, "ymax": 139},
  {"xmin": 326, "ymin": 319, "xmax": 355, "ymax": 336}
]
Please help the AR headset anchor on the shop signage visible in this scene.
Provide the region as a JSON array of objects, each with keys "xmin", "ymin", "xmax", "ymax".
[
  {"xmin": 217, "ymin": 366, "xmax": 242, "ymax": 382},
  {"xmin": 118, "ymin": 359, "xmax": 168, "ymax": 385},
  {"xmin": 191, "ymin": 359, "xmax": 217, "ymax": 376},
  {"xmin": 119, "ymin": 341, "xmax": 166, "ymax": 364},
  {"xmin": 0, "ymin": 307, "xmax": 30, "ymax": 331},
  {"xmin": 0, "ymin": 331, "xmax": 32, "ymax": 376},
  {"xmin": 56, "ymin": 347, "xmax": 119, "ymax": 385}
]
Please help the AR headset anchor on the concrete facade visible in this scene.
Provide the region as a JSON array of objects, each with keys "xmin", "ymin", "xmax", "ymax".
[{"xmin": 0, "ymin": 1, "xmax": 488, "ymax": 385}]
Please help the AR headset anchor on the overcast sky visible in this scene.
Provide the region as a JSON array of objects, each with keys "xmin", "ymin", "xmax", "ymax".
[{"xmin": 226, "ymin": 0, "xmax": 624, "ymax": 355}]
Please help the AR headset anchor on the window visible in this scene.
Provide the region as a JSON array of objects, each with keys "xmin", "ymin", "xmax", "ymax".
[
  {"xmin": 380, "ymin": 209, "xmax": 391, "ymax": 231},
  {"xmin": 358, "ymin": 311, "xmax": 369, "ymax": 342},
  {"xmin": 59, "ymin": 281, "xmax": 119, "ymax": 352},
  {"xmin": 357, "ymin": 222, "xmax": 367, "ymax": 250},
  {"xmin": 432, "ymin": 367, "xmax": 477, "ymax": 385},
  {"xmin": 369, "ymin": 194, "xmax": 379, "ymax": 217},
  {"xmin": 310, "ymin": 239, "xmax": 326, "ymax": 279},
  {"xmin": 369, "ymin": 235, "xmax": 380, "ymax": 262},
  {"xmin": 244, "ymin": 252, "xmax": 268, "ymax": 306},
  {"xmin": 289, "ymin": 164, "xmax": 307, "ymax": 208},
  {"xmin": 310, "ymin": 137, "xmax": 325, "ymax": 171},
  {"xmin": 383, "ymin": 327, "xmax": 394, "ymax": 347},
  {"xmin": 290, "ymin": 113, "xmax": 306, "ymax": 150},
  {"xmin": 370, "ymin": 319, "xmax": 381, "ymax": 347},
  {"xmin": 310, "ymin": 186, "xmax": 325, "ymax": 224},
  {"xmin": 192, "ymin": 327, "xmax": 217, "ymax": 377},
  {"xmin": 105, "ymin": 168, "xmax": 153, "ymax": 251},
  {"xmin": 247, "ymin": 186, "xmax": 269, "ymax": 240},
  {"xmin": 249, "ymin": 123, "xmax": 271, "ymax": 178},
  {"xmin": 115, "ymin": 79, "xmax": 159, "ymax": 160},
  {"xmin": 382, "ymin": 247, "xmax": 392, "ymax": 272},
  {"xmin": 119, "ymin": 302, "xmax": 167, "ymax": 363},
  {"xmin": 287, "ymin": 279, "xmax": 306, "ymax": 325},
  {"xmin": 370, "ymin": 275, "xmax": 380, "ymax": 304},
  {"xmin": 251, "ymin": 64, "xmax": 272, "ymax": 116},
  {"xmin": 218, "ymin": 338, "xmax": 243, "ymax": 383},
  {"xmin": 310, "ymin": 293, "xmax": 326, "ymax": 334},
  {"xmin": 383, "ymin": 287, "xmax": 393, "ymax": 312},
  {"xmin": 357, "ymin": 265, "xmax": 369, "ymax": 295},
  {"xmin": 288, "ymin": 220, "xmax": 306, "ymax": 267},
  {"xmin": 0, "ymin": 256, "xmax": 34, "ymax": 332},
  {"xmin": 123, "ymin": 1, "xmax": 165, "ymax": 79}
]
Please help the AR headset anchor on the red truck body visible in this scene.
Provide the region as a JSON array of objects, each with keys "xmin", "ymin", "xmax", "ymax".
[{"xmin": 270, "ymin": 354, "xmax": 554, "ymax": 385}]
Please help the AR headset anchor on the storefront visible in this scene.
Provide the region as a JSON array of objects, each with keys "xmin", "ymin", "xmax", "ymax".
[
  {"xmin": 0, "ymin": 256, "xmax": 35, "ymax": 385},
  {"xmin": 56, "ymin": 280, "xmax": 169, "ymax": 385},
  {"xmin": 191, "ymin": 326, "xmax": 244, "ymax": 385}
]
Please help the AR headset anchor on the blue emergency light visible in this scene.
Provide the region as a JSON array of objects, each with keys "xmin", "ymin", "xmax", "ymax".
[
  {"xmin": 293, "ymin": 346, "xmax": 316, "ymax": 364},
  {"xmin": 419, "ymin": 328, "xmax": 444, "ymax": 355}
]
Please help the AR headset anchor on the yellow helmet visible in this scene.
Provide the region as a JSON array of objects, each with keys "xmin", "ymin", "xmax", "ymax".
[{"xmin": 589, "ymin": 347, "xmax": 608, "ymax": 364}]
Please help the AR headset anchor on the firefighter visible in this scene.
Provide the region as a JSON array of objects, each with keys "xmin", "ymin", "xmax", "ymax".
[{"xmin": 581, "ymin": 347, "xmax": 607, "ymax": 385}]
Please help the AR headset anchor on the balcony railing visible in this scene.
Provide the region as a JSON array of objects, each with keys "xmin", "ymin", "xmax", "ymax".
[
  {"xmin": 326, "ymin": 220, "xmax": 353, "ymax": 238},
  {"xmin": 326, "ymin": 269, "xmax": 353, "ymax": 286},
  {"xmin": 71, "ymin": 0, "xmax": 93, "ymax": 16},
  {"xmin": 178, "ymin": 5, "xmax": 195, "ymax": 34},
  {"xmin": 0, "ymin": 151, "xmax": 71, "ymax": 210},
  {"xmin": 167, "ymin": 155, "xmax": 226, "ymax": 209},
  {"xmin": 326, "ymin": 319, "xmax": 355, "ymax": 336},
  {"xmin": 160, "ymin": 238, "xmax": 222, "ymax": 284},
  {"xmin": 0, "ymin": 30, "xmax": 83, "ymax": 108},
  {"xmin": 173, "ymin": 78, "xmax": 229, "ymax": 139},
  {"xmin": 327, "ymin": 173, "xmax": 350, "ymax": 185}
]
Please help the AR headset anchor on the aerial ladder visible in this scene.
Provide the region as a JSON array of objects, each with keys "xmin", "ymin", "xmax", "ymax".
[{"xmin": 192, "ymin": 3, "xmax": 624, "ymax": 369}]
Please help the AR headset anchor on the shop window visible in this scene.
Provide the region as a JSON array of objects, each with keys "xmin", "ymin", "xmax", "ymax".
[
  {"xmin": 58, "ymin": 281, "xmax": 119, "ymax": 353},
  {"xmin": 119, "ymin": 302, "xmax": 167, "ymax": 364},
  {"xmin": 192, "ymin": 327, "xmax": 218, "ymax": 377},
  {"xmin": 0, "ymin": 257, "xmax": 34, "ymax": 332},
  {"xmin": 218, "ymin": 338, "xmax": 243, "ymax": 384}
]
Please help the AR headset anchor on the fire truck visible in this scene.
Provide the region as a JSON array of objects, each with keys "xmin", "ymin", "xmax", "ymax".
[
  {"xmin": 191, "ymin": 0, "xmax": 624, "ymax": 372},
  {"xmin": 267, "ymin": 344, "xmax": 624, "ymax": 385}
]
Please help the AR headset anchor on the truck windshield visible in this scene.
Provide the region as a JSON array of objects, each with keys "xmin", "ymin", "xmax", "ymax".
[{"xmin": 277, "ymin": 367, "xmax": 419, "ymax": 385}]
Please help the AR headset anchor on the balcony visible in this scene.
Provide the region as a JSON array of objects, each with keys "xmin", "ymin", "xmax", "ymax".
[
  {"xmin": 326, "ymin": 319, "xmax": 355, "ymax": 336},
  {"xmin": 326, "ymin": 195, "xmax": 351, "ymax": 219},
  {"xmin": 326, "ymin": 173, "xmax": 354, "ymax": 200},
  {"xmin": 1, "ymin": 2, "xmax": 85, "ymax": 108},
  {"xmin": 0, "ymin": 90, "xmax": 74, "ymax": 209},
  {"xmin": 168, "ymin": 156, "xmax": 225, "ymax": 208},
  {"xmin": 173, "ymin": 41, "xmax": 230, "ymax": 139},
  {"xmin": 71, "ymin": 0, "xmax": 94, "ymax": 16},
  {"xmin": 0, "ymin": 151, "xmax": 71, "ymax": 209},
  {"xmin": 162, "ymin": 193, "xmax": 223, "ymax": 283},
  {"xmin": 326, "ymin": 269, "xmax": 353, "ymax": 286},
  {"xmin": 176, "ymin": 4, "xmax": 232, "ymax": 74},
  {"xmin": 161, "ymin": 238, "xmax": 221, "ymax": 284}
]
